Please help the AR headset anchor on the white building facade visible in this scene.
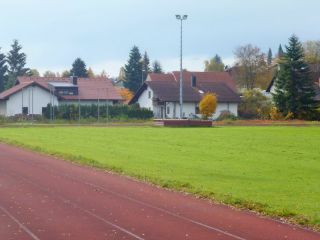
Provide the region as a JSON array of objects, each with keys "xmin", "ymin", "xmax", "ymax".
[
  {"xmin": 0, "ymin": 77, "xmax": 122, "ymax": 117},
  {"xmin": 130, "ymin": 71, "xmax": 241, "ymax": 119}
]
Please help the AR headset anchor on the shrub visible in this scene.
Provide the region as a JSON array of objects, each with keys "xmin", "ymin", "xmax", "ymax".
[
  {"xmin": 216, "ymin": 111, "xmax": 238, "ymax": 121},
  {"xmin": 270, "ymin": 107, "xmax": 283, "ymax": 120},
  {"xmin": 42, "ymin": 104, "xmax": 153, "ymax": 120},
  {"xmin": 199, "ymin": 93, "xmax": 217, "ymax": 119},
  {"xmin": 239, "ymin": 89, "xmax": 273, "ymax": 119}
]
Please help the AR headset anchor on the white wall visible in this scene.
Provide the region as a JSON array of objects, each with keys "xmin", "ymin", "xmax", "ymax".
[
  {"xmin": 5, "ymin": 86, "xmax": 58, "ymax": 116},
  {"xmin": 137, "ymin": 86, "xmax": 154, "ymax": 111},
  {"xmin": 0, "ymin": 101, "xmax": 6, "ymax": 116},
  {"xmin": 163, "ymin": 102, "xmax": 238, "ymax": 119},
  {"xmin": 135, "ymin": 86, "xmax": 238, "ymax": 119},
  {"xmin": 213, "ymin": 103, "xmax": 238, "ymax": 119}
]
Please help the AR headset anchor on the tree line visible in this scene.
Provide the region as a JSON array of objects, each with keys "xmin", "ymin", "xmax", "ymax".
[
  {"xmin": 123, "ymin": 46, "xmax": 163, "ymax": 93},
  {"xmin": 0, "ymin": 40, "xmax": 109, "ymax": 93},
  {"xmin": 204, "ymin": 39, "xmax": 320, "ymax": 91},
  {"xmin": 0, "ymin": 40, "xmax": 29, "ymax": 92},
  {"xmin": 225, "ymin": 35, "xmax": 319, "ymax": 120}
]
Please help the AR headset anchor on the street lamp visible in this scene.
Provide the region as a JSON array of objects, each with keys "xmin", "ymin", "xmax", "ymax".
[
  {"xmin": 139, "ymin": 59, "xmax": 146, "ymax": 85},
  {"xmin": 176, "ymin": 14, "xmax": 188, "ymax": 119}
]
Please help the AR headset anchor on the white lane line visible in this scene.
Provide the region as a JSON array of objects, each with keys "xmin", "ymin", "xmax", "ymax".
[
  {"xmin": 2, "ymin": 170, "xmax": 144, "ymax": 240},
  {"xmin": 17, "ymin": 161, "xmax": 246, "ymax": 240},
  {"xmin": 78, "ymin": 176, "xmax": 246, "ymax": 240},
  {"xmin": 1, "ymin": 157, "xmax": 246, "ymax": 240},
  {"xmin": 0, "ymin": 205, "xmax": 41, "ymax": 240}
]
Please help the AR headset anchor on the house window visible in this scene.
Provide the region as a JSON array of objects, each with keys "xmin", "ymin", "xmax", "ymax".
[
  {"xmin": 22, "ymin": 107, "xmax": 28, "ymax": 115},
  {"xmin": 148, "ymin": 91, "xmax": 151, "ymax": 99},
  {"xmin": 195, "ymin": 105, "xmax": 200, "ymax": 114},
  {"xmin": 167, "ymin": 106, "xmax": 170, "ymax": 115}
]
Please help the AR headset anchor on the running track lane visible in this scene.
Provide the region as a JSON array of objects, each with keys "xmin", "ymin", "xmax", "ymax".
[{"xmin": 0, "ymin": 143, "xmax": 319, "ymax": 240}]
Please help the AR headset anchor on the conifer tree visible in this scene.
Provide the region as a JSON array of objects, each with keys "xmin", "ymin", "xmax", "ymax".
[
  {"xmin": 87, "ymin": 67, "xmax": 95, "ymax": 78},
  {"xmin": 267, "ymin": 48, "xmax": 273, "ymax": 66},
  {"xmin": 124, "ymin": 46, "xmax": 142, "ymax": 92},
  {"xmin": 0, "ymin": 48, "xmax": 7, "ymax": 92},
  {"xmin": 204, "ymin": 54, "xmax": 225, "ymax": 72},
  {"xmin": 152, "ymin": 61, "xmax": 163, "ymax": 73},
  {"xmin": 273, "ymin": 35, "xmax": 316, "ymax": 118},
  {"xmin": 141, "ymin": 51, "xmax": 151, "ymax": 82},
  {"xmin": 6, "ymin": 40, "xmax": 29, "ymax": 89},
  {"xmin": 278, "ymin": 44, "xmax": 284, "ymax": 58},
  {"xmin": 70, "ymin": 58, "xmax": 88, "ymax": 77}
]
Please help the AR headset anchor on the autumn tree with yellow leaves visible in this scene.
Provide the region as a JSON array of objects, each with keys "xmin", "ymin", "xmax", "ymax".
[
  {"xmin": 199, "ymin": 93, "xmax": 217, "ymax": 119},
  {"xmin": 119, "ymin": 88, "xmax": 134, "ymax": 103}
]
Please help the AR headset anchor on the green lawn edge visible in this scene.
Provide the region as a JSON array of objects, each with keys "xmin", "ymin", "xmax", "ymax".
[{"xmin": 0, "ymin": 136, "xmax": 318, "ymax": 232}]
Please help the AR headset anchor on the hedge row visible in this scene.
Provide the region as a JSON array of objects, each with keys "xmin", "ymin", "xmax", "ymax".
[{"xmin": 42, "ymin": 104, "xmax": 153, "ymax": 120}]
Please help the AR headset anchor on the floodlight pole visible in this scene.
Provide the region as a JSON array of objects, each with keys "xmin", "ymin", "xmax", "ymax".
[{"xmin": 176, "ymin": 14, "xmax": 188, "ymax": 119}]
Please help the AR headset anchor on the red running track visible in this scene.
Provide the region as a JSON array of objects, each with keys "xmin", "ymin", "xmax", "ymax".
[{"xmin": 0, "ymin": 143, "xmax": 319, "ymax": 240}]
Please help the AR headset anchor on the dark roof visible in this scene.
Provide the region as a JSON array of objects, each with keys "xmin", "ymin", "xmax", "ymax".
[
  {"xmin": 266, "ymin": 64, "xmax": 320, "ymax": 101},
  {"xmin": 130, "ymin": 71, "xmax": 240, "ymax": 104},
  {"xmin": 0, "ymin": 77, "xmax": 123, "ymax": 101}
]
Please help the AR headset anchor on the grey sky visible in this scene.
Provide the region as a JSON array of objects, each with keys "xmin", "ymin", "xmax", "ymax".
[{"xmin": 0, "ymin": 0, "xmax": 319, "ymax": 76}]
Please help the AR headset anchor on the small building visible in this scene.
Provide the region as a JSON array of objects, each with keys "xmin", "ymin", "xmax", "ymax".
[
  {"xmin": 0, "ymin": 76, "xmax": 122, "ymax": 117},
  {"xmin": 129, "ymin": 71, "xmax": 241, "ymax": 119},
  {"xmin": 266, "ymin": 64, "xmax": 320, "ymax": 102}
]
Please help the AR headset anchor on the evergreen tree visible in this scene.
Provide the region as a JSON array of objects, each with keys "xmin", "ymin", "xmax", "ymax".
[
  {"xmin": 278, "ymin": 44, "xmax": 284, "ymax": 58},
  {"xmin": 152, "ymin": 61, "xmax": 163, "ymax": 73},
  {"xmin": 124, "ymin": 46, "xmax": 142, "ymax": 92},
  {"xmin": 267, "ymin": 48, "xmax": 273, "ymax": 66},
  {"xmin": 70, "ymin": 58, "xmax": 88, "ymax": 77},
  {"xmin": 141, "ymin": 51, "xmax": 151, "ymax": 82},
  {"xmin": 87, "ymin": 67, "xmax": 95, "ymax": 78},
  {"xmin": 204, "ymin": 54, "xmax": 225, "ymax": 72},
  {"xmin": 0, "ymin": 48, "xmax": 7, "ymax": 92},
  {"xmin": 273, "ymin": 35, "xmax": 316, "ymax": 118},
  {"xmin": 6, "ymin": 40, "xmax": 29, "ymax": 89},
  {"xmin": 214, "ymin": 54, "xmax": 223, "ymax": 65}
]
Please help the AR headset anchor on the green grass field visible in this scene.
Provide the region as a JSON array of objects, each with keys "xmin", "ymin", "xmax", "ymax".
[{"xmin": 0, "ymin": 126, "xmax": 319, "ymax": 228}]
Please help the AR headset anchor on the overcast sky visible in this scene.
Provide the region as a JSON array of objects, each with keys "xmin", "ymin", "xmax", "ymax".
[{"xmin": 0, "ymin": 0, "xmax": 319, "ymax": 77}]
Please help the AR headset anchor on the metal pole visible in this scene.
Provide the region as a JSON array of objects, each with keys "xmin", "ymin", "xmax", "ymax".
[
  {"xmin": 179, "ymin": 18, "xmax": 183, "ymax": 119},
  {"xmin": 31, "ymin": 86, "xmax": 34, "ymax": 122},
  {"xmin": 21, "ymin": 87, "xmax": 24, "ymax": 116},
  {"xmin": 52, "ymin": 88, "xmax": 54, "ymax": 121},
  {"xmin": 78, "ymin": 91, "xmax": 81, "ymax": 124},
  {"xmin": 106, "ymin": 88, "xmax": 109, "ymax": 122},
  {"xmin": 97, "ymin": 89, "xmax": 100, "ymax": 122},
  {"xmin": 50, "ymin": 87, "xmax": 53, "ymax": 122}
]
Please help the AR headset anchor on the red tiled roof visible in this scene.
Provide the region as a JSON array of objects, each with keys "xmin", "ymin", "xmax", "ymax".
[
  {"xmin": 148, "ymin": 71, "xmax": 237, "ymax": 92},
  {"xmin": 0, "ymin": 81, "xmax": 48, "ymax": 100},
  {"xmin": 130, "ymin": 71, "xmax": 240, "ymax": 104},
  {"xmin": 15, "ymin": 77, "xmax": 122, "ymax": 101}
]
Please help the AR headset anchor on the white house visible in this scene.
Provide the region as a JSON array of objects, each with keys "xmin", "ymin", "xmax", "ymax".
[
  {"xmin": 129, "ymin": 71, "xmax": 241, "ymax": 119},
  {"xmin": 265, "ymin": 64, "xmax": 320, "ymax": 102},
  {"xmin": 0, "ymin": 76, "xmax": 122, "ymax": 117}
]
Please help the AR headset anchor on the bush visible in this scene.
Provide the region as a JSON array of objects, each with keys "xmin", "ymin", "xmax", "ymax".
[
  {"xmin": 216, "ymin": 111, "xmax": 238, "ymax": 121},
  {"xmin": 270, "ymin": 107, "xmax": 283, "ymax": 120},
  {"xmin": 42, "ymin": 104, "xmax": 153, "ymax": 120},
  {"xmin": 239, "ymin": 89, "xmax": 273, "ymax": 119}
]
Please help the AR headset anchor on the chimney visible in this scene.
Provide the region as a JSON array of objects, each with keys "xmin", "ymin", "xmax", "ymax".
[
  {"xmin": 191, "ymin": 75, "xmax": 196, "ymax": 87},
  {"xmin": 71, "ymin": 76, "xmax": 78, "ymax": 85}
]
